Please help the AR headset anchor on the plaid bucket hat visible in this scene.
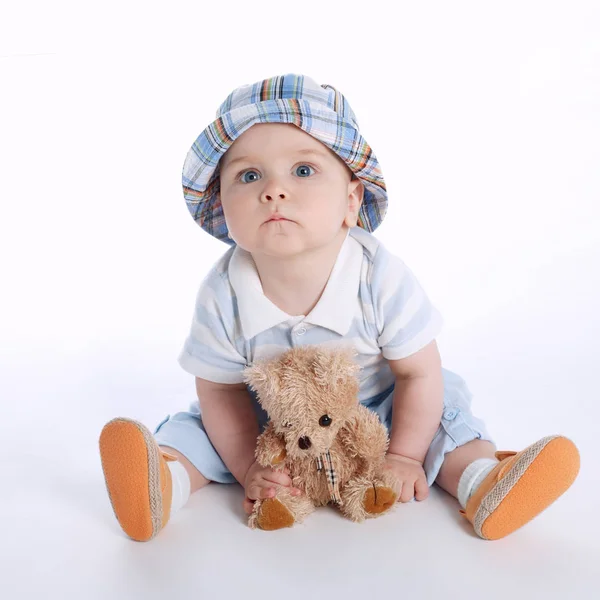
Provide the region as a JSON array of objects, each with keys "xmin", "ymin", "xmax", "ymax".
[{"xmin": 182, "ymin": 73, "xmax": 388, "ymax": 245}]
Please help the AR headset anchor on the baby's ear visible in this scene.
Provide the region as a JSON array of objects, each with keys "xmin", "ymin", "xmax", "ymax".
[{"xmin": 242, "ymin": 359, "xmax": 280, "ymax": 410}]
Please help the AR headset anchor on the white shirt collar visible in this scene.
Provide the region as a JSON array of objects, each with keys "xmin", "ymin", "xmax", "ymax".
[{"xmin": 228, "ymin": 228, "xmax": 363, "ymax": 340}]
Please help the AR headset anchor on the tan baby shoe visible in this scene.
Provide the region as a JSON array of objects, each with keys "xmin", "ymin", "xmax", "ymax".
[
  {"xmin": 99, "ymin": 417, "xmax": 177, "ymax": 542},
  {"xmin": 460, "ymin": 435, "xmax": 580, "ymax": 540}
]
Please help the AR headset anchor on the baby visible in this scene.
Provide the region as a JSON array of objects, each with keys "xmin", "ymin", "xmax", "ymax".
[{"xmin": 99, "ymin": 73, "xmax": 580, "ymax": 542}]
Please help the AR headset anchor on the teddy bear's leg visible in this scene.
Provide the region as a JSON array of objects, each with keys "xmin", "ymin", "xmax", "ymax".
[
  {"xmin": 248, "ymin": 487, "xmax": 316, "ymax": 530},
  {"xmin": 339, "ymin": 470, "xmax": 399, "ymax": 522},
  {"xmin": 364, "ymin": 468, "xmax": 399, "ymax": 515}
]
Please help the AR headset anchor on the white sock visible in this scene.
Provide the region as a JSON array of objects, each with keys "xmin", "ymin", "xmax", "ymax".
[
  {"xmin": 457, "ymin": 458, "xmax": 499, "ymax": 509},
  {"xmin": 167, "ymin": 460, "xmax": 191, "ymax": 514}
]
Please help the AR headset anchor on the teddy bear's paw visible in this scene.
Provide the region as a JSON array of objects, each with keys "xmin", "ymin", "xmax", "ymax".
[
  {"xmin": 256, "ymin": 498, "xmax": 295, "ymax": 530},
  {"xmin": 363, "ymin": 485, "xmax": 397, "ymax": 515}
]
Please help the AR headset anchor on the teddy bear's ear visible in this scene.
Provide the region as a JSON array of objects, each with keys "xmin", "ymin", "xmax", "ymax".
[{"xmin": 242, "ymin": 359, "xmax": 280, "ymax": 408}]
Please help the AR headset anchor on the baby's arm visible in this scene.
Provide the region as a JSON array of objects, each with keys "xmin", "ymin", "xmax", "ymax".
[
  {"xmin": 196, "ymin": 378, "xmax": 299, "ymax": 505},
  {"xmin": 385, "ymin": 340, "xmax": 445, "ymax": 463},
  {"xmin": 195, "ymin": 377, "xmax": 259, "ymax": 485}
]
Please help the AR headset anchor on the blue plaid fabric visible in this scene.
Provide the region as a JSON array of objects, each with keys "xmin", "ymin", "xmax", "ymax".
[{"xmin": 181, "ymin": 73, "xmax": 388, "ymax": 245}]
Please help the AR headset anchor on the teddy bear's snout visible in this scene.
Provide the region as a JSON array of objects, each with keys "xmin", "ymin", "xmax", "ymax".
[{"xmin": 298, "ymin": 436, "xmax": 312, "ymax": 450}]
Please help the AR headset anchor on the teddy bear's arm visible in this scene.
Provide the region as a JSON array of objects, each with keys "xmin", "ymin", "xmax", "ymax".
[
  {"xmin": 339, "ymin": 405, "xmax": 390, "ymax": 462},
  {"xmin": 255, "ymin": 422, "xmax": 287, "ymax": 468}
]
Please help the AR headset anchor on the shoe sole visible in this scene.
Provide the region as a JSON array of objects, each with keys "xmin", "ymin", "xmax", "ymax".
[
  {"xmin": 474, "ymin": 435, "xmax": 580, "ymax": 540},
  {"xmin": 99, "ymin": 418, "xmax": 163, "ymax": 541}
]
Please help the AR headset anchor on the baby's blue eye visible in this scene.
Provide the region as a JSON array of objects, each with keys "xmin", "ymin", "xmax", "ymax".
[
  {"xmin": 241, "ymin": 170, "xmax": 260, "ymax": 184},
  {"xmin": 295, "ymin": 165, "xmax": 314, "ymax": 177},
  {"xmin": 239, "ymin": 164, "xmax": 315, "ymax": 184}
]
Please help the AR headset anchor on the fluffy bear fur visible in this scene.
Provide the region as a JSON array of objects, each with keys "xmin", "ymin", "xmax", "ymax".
[{"xmin": 243, "ymin": 345, "xmax": 400, "ymax": 530}]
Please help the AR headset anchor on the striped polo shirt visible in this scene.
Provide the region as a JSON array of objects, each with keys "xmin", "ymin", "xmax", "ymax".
[{"xmin": 178, "ymin": 226, "xmax": 443, "ymax": 418}]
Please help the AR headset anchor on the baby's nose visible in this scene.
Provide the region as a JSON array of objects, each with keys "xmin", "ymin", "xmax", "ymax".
[{"xmin": 298, "ymin": 436, "xmax": 312, "ymax": 450}]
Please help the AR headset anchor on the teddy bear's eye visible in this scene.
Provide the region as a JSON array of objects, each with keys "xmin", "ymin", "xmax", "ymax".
[
  {"xmin": 283, "ymin": 421, "xmax": 292, "ymax": 428},
  {"xmin": 319, "ymin": 415, "xmax": 332, "ymax": 427}
]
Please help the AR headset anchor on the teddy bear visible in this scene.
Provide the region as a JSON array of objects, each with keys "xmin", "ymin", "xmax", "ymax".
[{"xmin": 242, "ymin": 344, "xmax": 400, "ymax": 530}]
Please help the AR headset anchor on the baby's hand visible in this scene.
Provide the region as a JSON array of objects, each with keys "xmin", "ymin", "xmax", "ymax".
[
  {"xmin": 384, "ymin": 452, "xmax": 429, "ymax": 503},
  {"xmin": 242, "ymin": 460, "xmax": 302, "ymax": 515}
]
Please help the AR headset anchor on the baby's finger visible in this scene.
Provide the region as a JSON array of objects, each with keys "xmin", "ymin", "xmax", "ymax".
[
  {"xmin": 414, "ymin": 478, "xmax": 429, "ymax": 502},
  {"xmin": 246, "ymin": 484, "xmax": 276, "ymax": 501},
  {"xmin": 395, "ymin": 481, "xmax": 404, "ymax": 502},
  {"xmin": 263, "ymin": 470, "xmax": 292, "ymax": 487},
  {"xmin": 261, "ymin": 486, "xmax": 277, "ymax": 499},
  {"xmin": 399, "ymin": 480, "xmax": 416, "ymax": 503},
  {"xmin": 243, "ymin": 497, "xmax": 255, "ymax": 515}
]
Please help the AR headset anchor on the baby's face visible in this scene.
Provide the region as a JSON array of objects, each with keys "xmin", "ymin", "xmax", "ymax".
[{"xmin": 218, "ymin": 123, "xmax": 363, "ymax": 258}]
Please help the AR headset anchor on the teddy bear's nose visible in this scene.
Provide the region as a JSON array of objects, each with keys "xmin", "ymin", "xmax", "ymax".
[{"xmin": 298, "ymin": 436, "xmax": 312, "ymax": 450}]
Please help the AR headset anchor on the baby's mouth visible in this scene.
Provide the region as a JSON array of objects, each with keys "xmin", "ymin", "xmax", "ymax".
[{"xmin": 265, "ymin": 212, "xmax": 294, "ymax": 223}]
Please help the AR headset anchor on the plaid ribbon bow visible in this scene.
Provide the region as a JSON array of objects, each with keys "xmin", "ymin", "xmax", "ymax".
[{"xmin": 316, "ymin": 450, "xmax": 342, "ymax": 505}]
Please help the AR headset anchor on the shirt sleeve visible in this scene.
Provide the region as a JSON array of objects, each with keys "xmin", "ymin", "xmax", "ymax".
[
  {"xmin": 372, "ymin": 247, "xmax": 444, "ymax": 361},
  {"xmin": 177, "ymin": 267, "xmax": 248, "ymax": 384}
]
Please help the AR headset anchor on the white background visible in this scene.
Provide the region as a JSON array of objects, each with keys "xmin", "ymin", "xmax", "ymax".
[{"xmin": 1, "ymin": 1, "xmax": 599, "ymax": 598}]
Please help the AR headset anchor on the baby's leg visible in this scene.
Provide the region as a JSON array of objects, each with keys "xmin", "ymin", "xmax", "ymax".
[
  {"xmin": 158, "ymin": 445, "xmax": 210, "ymax": 493},
  {"xmin": 99, "ymin": 409, "xmax": 220, "ymax": 542},
  {"xmin": 426, "ymin": 369, "xmax": 580, "ymax": 540},
  {"xmin": 435, "ymin": 439, "xmax": 497, "ymax": 499}
]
